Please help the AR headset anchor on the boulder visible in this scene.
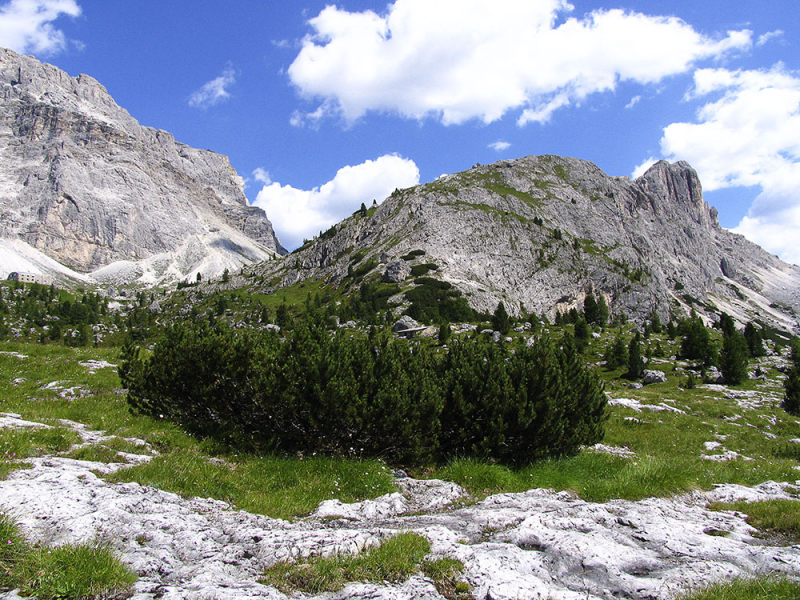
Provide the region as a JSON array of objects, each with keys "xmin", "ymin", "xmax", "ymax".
[
  {"xmin": 393, "ymin": 315, "xmax": 420, "ymax": 332},
  {"xmin": 643, "ymin": 370, "xmax": 668, "ymax": 384},
  {"xmin": 382, "ymin": 259, "xmax": 410, "ymax": 284}
]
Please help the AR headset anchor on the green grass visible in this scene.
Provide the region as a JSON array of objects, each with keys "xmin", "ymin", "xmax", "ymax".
[
  {"xmin": 678, "ymin": 576, "xmax": 800, "ymax": 600},
  {"xmin": 0, "ymin": 427, "xmax": 81, "ymax": 478},
  {"xmin": 106, "ymin": 448, "xmax": 395, "ymax": 520},
  {"xmin": 0, "ymin": 513, "xmax": 136, "ymax": 599},
  {"xmin": 260, "ymin": 532, "xmax": 431, "ymax": 594},
  {"xmin": 708, "ymin": 500, "xmax": 800, "ymax": 544},
  {"xmin": 1, "ymin": 342, "xmax": 397, "ymax": 520}
]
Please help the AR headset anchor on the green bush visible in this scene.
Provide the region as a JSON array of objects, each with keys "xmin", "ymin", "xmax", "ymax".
[
  {"xmin": 410, "ymin": 263, "xmax": 439, "ymax": 277},
  {"xmin": 400, "ymin": 249, "xmax": 426, "ymax": 261},
  {"xmin": 404, "ymin": 280, "xmax": 475, "ymax": 324},
  {"xmin": 124, "ymin": 319, "xmax": 607, "ymax": 467}
]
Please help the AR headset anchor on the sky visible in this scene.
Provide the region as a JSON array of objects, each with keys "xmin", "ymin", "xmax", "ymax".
[{"xmin": 1, "ymin": 0, "xmax": 799, "ymax": 264}]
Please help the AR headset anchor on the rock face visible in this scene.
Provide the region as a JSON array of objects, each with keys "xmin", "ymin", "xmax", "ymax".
[
  {"xmin": 253, "ymin": 155, "xmax": 800, "ymax": 333},
  {"xmin": 0, "ymin": 48, "xmax": 285, "ymax": 284},
  {"xmin": 1, "ymin": 412, "xmax": 798, "ymax": 600}
]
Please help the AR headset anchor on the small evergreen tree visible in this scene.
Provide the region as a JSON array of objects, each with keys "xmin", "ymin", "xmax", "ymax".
[
  {"xmin": 359, "ymin": 202, "xmax": 368, "ymax": 217},
  {"xmin": 221, "ymin": 268, "xmax": 230, "ymax": 283},
  {"xmin": 583, "ymin": 291, "xmax": 599, "ymax": 325},
  {"xmin": 573, "ymin": 317, "xmax": 590, "ymax": 353},
  {"xmin": 596, "ymin": 293, "xmax": 609, "ymax": 327},
  {"xmin": 720, "ymin": 329, "xmax": 749, "ymax": 385},
  {"xmin": 626, "ymin": 332, "xmax": 644, "ymax": 379},
  {"xmin": 649, "ymin": 309, "xmax": 662, "ymax": 334},
  {"xmin": 743, "ymin": 321, "xmax": 765, "ymax": 357},
  {"xmin": 718, "ymin": 312, "xmax": 736, "ymax": 337},
  {"xmin": 438, "ymin": 321, "xmax": 451, "ymax": 344},
  {"xmin": 679, "ymin": 317, "xmax": 716, "ymax": 367},
  {"xmin": 492, "ymin": 302, "xmax": 511, "ymax": 335},
  {"xmin": 604, "ymin": 335, "xmax": 628, "ymax": 370},
  {"xmin": 784, "ymin": 340, "xmax": 800, "ymax": 415}
]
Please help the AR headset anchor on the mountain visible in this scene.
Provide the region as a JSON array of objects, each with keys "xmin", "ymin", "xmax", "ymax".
[
  {"xmin": 250, "ymin": 155, "xmax": 800, "ymax": 334},
  {"xmin": 0, "ymin": 48, "xmax": 285, "ymax": 286}
]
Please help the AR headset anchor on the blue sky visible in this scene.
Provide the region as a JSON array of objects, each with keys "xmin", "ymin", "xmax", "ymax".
[{"xmin": 2, "ymin": 0, "xmax": 799, "ymax": 263}]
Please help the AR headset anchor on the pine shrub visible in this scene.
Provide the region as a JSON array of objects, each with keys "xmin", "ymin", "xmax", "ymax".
[{"xmin": 123, "ymin": 319, "xmax": 607, "ymax": 466}]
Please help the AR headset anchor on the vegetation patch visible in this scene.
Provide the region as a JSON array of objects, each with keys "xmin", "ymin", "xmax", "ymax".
[
  {"xmin": 410, "ymin": 263, "xmax": 439, "ymax": 277},
  {"xmin": 121, "ymin": 319, "xmax": 607, "ymax": 467},
  {"xmin": 707, "ymin": 500, "xmax": 800, "ymax": 545},
  {"xmin": 107, "ymin": 448, "xmax": 394, "ymax": 520},
  {"xmin": 677, "ymin": 576, "xmax": 800, "ymax": 600},
  {"xmin": 400, "ymin": 249, "xmax": 426, "ymax": 261},
  {"xmin": 260, "ymin": 533, "xmax": 459, "ymax": 595},
  {"xmin": 0, "ymin": 513, "xmax": 136, "ymax": 600}
]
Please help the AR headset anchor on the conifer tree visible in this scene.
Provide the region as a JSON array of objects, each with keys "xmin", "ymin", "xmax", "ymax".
[
  {"xmin": 744, "ymin": 321, "xmax": 765, "ymax": 357},
  {"xmin": 626, "ymin": 331, "xmax": 644, "ymax": 379},
  {"xmin": 583, "ymin": 291, "xmax": 599, "ymax": 325},
  {"xmin": 492, "ymin": 302, "xmax": 511, "ymax": 335},
  {"xmin": 720, "ymin": 329, "xmax": 749, "ymax": 385},
  {"xmin": 649, "ymin": 309, "xmax": 662, "ymax": 334},
  {"xmin": 784, "ymin": 340, "xmax": 800, "ymax": 416},
  {"xmin": 603, "ymin": 334, "xmax": 627, "ymax": 370},
  {"xmin": 573, "ymin": 317, "xmax": 590, "ymax": 353}
]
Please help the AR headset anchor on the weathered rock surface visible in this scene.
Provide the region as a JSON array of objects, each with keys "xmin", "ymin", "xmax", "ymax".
[
  {"xmin": 1, "ymin": 414, "xmax": 799, "ymax": 600},
  {"xmin": 643, "ymin": 370, "xmax": 668, "ymax": 385},
  {"xmin": 0, "ymin": 48, "xmax": 285, "ymax": 285},
  {"xmin": 251, "ymin": 156, "xmax": 800, "ymax": 334}
]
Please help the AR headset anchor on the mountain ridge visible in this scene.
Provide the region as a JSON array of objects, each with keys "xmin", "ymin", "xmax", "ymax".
[
  {"xmin": 249, "ymin": 154, "xmax": 800, "ymax": 334},
  {"xmin": 0, "ymin": 47, "xmax": 285, "ymax": 285}
]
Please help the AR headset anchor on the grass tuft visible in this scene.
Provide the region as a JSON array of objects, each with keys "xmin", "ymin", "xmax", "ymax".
[
  {"xmin": 106, "ymin": 448, "xmax": 395, "ymax": 520},
  {"xmin": 678, "ymin": 576, "xmax": 800, "ymax": 600},
  {"xmin": 708, "ymin": 500, "xmax": 800, "ymax": 545},
  {"xmin": 0, "ymin": 513, "xmax": 136, "ymax": 599},
  {"xmin": 261, "ymin": 532, "xmax": 430, "ymax": 594}
]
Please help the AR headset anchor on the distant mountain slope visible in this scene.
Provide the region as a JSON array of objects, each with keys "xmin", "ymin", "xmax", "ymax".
[
  {"xmin": 251, "ymin": 155, "xmax": 800, "ymax": 334},
  {"xmin": 0, "ymin": 48, "xmax": 285, "ymax": 285}
]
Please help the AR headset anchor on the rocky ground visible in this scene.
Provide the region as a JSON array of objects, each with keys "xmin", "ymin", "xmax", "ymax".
[{"xmin": 1, "ymin": 413, "xmax": 798, "ymax": 600}]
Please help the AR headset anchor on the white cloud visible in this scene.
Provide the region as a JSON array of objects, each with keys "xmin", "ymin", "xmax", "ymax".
[
  {"xmin": 650, "ymin": 65, "xmax": 800, "ymax": 264},
  {"xmin": 287, "ymin": 0, "xmax": 751, "ymax": 126},
  {"xmin": 252, "ymin": 154, "xmax": 420, "ymax": 250},
  {"xmin": 489, "ymin": 141, "xmax": 511, "ymax": 152},
  {"xmin": 625, "ymin": 95, "xmax": 642, "ymax": 109},
  {"xmin": 631, "ymin": 157, "xmax": 658, "ymax": 179},
  {"xmin": 252, "ymin": 168, "xmax": 271, "ymax": 184},
  {"xmin": 0, "ymin": 0, "xmax": 80, "ymax": 56},
  {"xmin": 189, "ymin": 65, "xmax": 237, "ymax": 109},
  {"xmin": 757, "ymin": 30, "xmax": 784, "ymax": 47}
]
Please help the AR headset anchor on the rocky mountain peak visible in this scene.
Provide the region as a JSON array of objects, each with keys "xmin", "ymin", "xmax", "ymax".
[
  {"xmin": 251, "ymin": 154, "xmax": 800, "ymax": 334},
  {"xmin": 0, "ymin": 47, "xmax": 285, "ymax": 285}
]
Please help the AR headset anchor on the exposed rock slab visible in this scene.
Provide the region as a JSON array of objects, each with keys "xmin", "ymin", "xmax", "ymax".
[{"xmin": 1, "ymin": 417, "xmax": 799, "ymax": 600}]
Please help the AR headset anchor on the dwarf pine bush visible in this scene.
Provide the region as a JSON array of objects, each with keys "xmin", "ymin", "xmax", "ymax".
[{"xmin": 122, "ymin": 317, "xmax": 607, "ymax": 466}]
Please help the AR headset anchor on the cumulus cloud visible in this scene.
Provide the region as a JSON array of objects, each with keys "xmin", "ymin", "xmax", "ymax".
[
  {"xmin": 287, "ymin": 0, "xmax": 751, "ymax": 126},
  {"xmin": 189, "ymin": 65, "xmax": 237, "ymax": 109},
  {"xmin": 0, "ymin": 0, "xmax": 80, "ymax": 55},
  {"xmin": 631, "ymin": 157, "xmax": 658, "ymax": 179},
  {"xmin": 489, "ymin": 141, "xmax": 511, "ymax": 152},
  {"xmin": 252, "ymin": 154, "xmax": 420, "ymax": 250},
  {"xmin": 652, "ymin": 65, "xmax": 800, "ymax": 264},
  {"xmin": 252, "ymin": 168, "xmax": 271, "ymax": 184}
]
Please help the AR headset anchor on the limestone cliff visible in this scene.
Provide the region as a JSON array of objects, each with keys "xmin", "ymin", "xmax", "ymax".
[
  {"xmin": 252, "ymin": 155, "xmax": 800, "ymax": 333},
  {"xmin": 0, "ymin": 48, "xmax": 285, "ymax": 284}
]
